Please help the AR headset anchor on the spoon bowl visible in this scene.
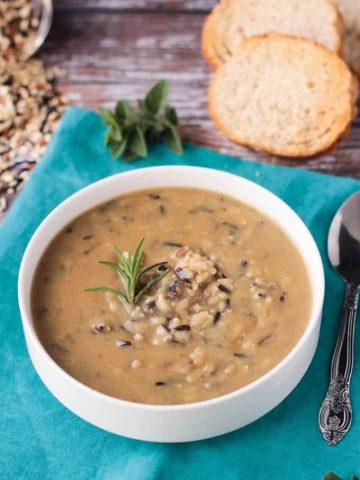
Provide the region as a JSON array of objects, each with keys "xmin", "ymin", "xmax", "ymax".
[
  {"xmin": 328, "ymin": 192, "xmax": 360, "ymax": 284},
  {"xmin": 319, "ymin": 192, "xmax": 360, "ymax": 445}
]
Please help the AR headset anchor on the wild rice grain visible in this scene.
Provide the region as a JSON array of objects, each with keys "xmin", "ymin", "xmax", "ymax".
[
  {"xmin": 92, "ymin": 323, "xmax": 105, "ymax": 334},
  {"xmin": 213, "ymin": 311, "xmax": 222, "ymax": 324},
  {"xmin": 174, "ymin": 324, "xmax": 191, "ymax": 331},
  {"xmin": 218, "ymin": 284, "xmax": 230, "ymax": 293},
  {"xmin": 116, "ymin": 339, "xmax": 132, "ymax": 348},
  {"xmin": 233, "ymin": 352, "xmax": 247, "ymax": 358}
]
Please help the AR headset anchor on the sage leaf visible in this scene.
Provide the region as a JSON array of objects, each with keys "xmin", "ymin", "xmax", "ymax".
[
  {"xmin": 128, "ymin": 126, "xmax": 147, "ymax": 158},
  {"xmin": 116, "ymin": 100, "xmax": 137, "ymax": 124},
  {"xmin": 163, "ymin": 124, "xmax": 183, "ymax": 155},
  {"xmin": 323, "ymin": 473, "xmax": 342, "ymax": 480},
  {"xmin": 99, "ymin": 107, "xmax": 114, "ymax": 123},
  {"xmin": 109, "ymin": 138, "xmax": 128, "ymax": 158},
  {"xmin": 165, "ymin": 106, "xmax": 179, "ymax": 126},
  {"xmin": 110, "ymin": 123, "xmax": 123, "ymax": 142},
  {"xmin": 123, "ymin": 149, "xmax": 138, "ymax": 162},
  {"xmin": 137, "ymin": 98, "xmax": 146, "ymax": 114},
  {"xmin": 99, "ymin": 107, "xmax": 118, "ymax": 129},
  {"xmin": 99, "ymin": 80, "xmax": 183, "ymax": 161},
  {"xmin": 144, "ymin": 80, "xmax": 168, "ymax": 115},
  {"xmin": 104, "ymin": 128, "xmax": 113, "ymax": 145},
  {"xmin": 150, "ymin": 118, "xmax": 166, "ymax": 135}
]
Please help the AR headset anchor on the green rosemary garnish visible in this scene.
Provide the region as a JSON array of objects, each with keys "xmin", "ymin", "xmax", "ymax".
[{"xmin": 84, "ymin": 237, "xmax": 169, "ymax": 306}]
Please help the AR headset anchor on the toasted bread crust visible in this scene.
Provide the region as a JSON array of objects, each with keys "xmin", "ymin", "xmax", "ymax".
[
  {"xmin": 202, "ymin": 0, "xmax": 343, "ymax": 69},
  {"xmin": 202, "ymin": 10, "xmax": 222, "ymax": 69},
  {"xmin": 209, "ymin": 34, "xmax": 358, "ymax": 157},
  {"xmin": 332, "ymin": 0, "xmax": 360, "ymax": 76}
]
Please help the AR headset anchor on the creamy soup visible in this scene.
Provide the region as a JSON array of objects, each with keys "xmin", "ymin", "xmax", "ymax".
[{"xmin": 32, "ymin": 187, "xmax": 312, "ymax": 405}]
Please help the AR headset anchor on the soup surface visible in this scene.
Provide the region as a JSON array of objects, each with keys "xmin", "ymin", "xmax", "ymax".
[{"xmin": 32, "ymin": 187, "xmax": 312, "ymax": 404}]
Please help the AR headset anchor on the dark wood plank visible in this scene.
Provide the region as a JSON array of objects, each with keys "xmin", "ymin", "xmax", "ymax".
[
  {"xmin": 55, "ymin": 0, "xmax": 216, "ymax": 12},
  {"xmin": 42, "ymin": 9, "xmax": 360, "ymax": 178}
]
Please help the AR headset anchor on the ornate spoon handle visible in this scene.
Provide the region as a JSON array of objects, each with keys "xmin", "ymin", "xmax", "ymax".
[{"xmin": 319, "ymin": 282, "xmax": 359, "ymax": 446}]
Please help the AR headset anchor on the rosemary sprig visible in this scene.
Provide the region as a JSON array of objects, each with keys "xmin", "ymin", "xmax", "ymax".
[
  {"xmin": 84, "ymin": 237, "xmax": 169, "ymax": 307},
  {"xmin": 99, "ymin": 80, "xmax": 183, "ymax": 162}
]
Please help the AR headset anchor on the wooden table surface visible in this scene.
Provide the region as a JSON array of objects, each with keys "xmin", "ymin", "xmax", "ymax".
[{"xmin": 40, "ymin": 0, "xmax": 360, "ymax": 178}]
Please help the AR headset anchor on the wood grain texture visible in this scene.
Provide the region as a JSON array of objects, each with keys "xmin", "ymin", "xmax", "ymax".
[
  {"xmin": 55, "ymin": 0, "xmax": 216, "ymax": 12},
  {"xmin": 42, "ymin": 7, "xmax": 360, "ymax": 178}
]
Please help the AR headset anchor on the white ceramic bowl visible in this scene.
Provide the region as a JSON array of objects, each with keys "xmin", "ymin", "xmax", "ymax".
[{"xmin": 18, "ymin": 166, "xmax": 325, "ymax": 442}]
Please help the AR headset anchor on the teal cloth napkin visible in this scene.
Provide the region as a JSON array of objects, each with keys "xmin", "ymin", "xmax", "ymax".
[{"xmin": 1, "ymin": 107, "xmax": 360, "ymax": 480}]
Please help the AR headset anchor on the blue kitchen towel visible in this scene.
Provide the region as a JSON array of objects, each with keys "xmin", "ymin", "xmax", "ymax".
[{"xmin": 1, "ymin": 107, "xmax": 360, "ymax": 480}]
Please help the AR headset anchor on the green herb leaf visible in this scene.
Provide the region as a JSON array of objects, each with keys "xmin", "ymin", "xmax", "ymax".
[
  {"xmin": 123, "ymin": 149, "xmax": 138, "ymax": 162},
  {"xmin": 144, "ymin": 80, "xmax": 168, "ymax": 115},
  {"xmin": 163, "ymin": 124, "xmax": 183, "ymax": 155},
  {"xmin": 85, "ymin": 238, "xmax": 169, "ymax": 308},
  {"xmin": 128, "ymin": 126, "xmax": 147, "ymax": 158},
  {"xmin": 84, "ymin": 286, "xmax": 128, "ymax": 304},
  {"xmin": 110, "ymin": 123, "xmax": 123, "ymax": 142},
  {"xmin": 99, "ymin": 107, "xmax": 117, "ymax": 126},
  {"xmin": 137, "ymin": 98, "xmax": 146, "ymax": 114},
  {"xmin": 323, "ymin": 473, "xmax": 342, "ymax": 480},
  {"xmin": 135, "ymin": 268, "xmax": 170, "ymax": 304},
  {"xmin": 165, "ymin": 105, "xmax": 179, "ymax": 126},
  {"xmin": 99, "ymin": 80, "xmax": 183, "ymax": 161},
  {"xmin": 115, "ymin": 100, "xmax": 137, "ymax": 124},
  {"xmin": 110, "ymin": 139, "xmax": 127, "ymax": 159},
  {"xmin": 140, "ymin": 261, "xmax": 168, "ymax": 276},
  {"xmin": 104, "ymin": 128, "xmax": 113, "ymax": 145},
  {"xmin": 98, "ymin": 261, "xmax": 130, "ymax": 280}
]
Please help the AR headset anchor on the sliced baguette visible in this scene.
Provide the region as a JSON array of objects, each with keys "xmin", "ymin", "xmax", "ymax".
[
  {"xmin": 202, "ymin": 0, "xmax": 343, "ymax": 69},
  {"xmin": 209, "ymin": 34, "xmax": 358, "ymax": 157},
  {"xmin": 332, "ymin": 0, "xmax": 360, "ymax": 76}
]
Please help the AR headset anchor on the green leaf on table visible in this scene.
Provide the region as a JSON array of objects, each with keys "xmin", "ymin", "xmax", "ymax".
[
  {"xmin": 148, "ymin": 118, "xmax": 166, "ymax": 136},
  {"xmin": 99, "ymin": 107, "xmax": 118, "ymax": 128},
  {"xmin": 99, "ymin": 80, "xmax": 182, "ymax": 161},
  {"xmin": 137, "ymin": 98, "xmax": 146, "ymax": 114},
  {"xmin": 165, "ymin": 105, "xmax": 179, "ymax": 126},
  {"xmin": 115, "ymin": 100, "xmax": 137, "ymax": 124},
  {"xmin": 123, "ymin": 149, "xmax": 139, "ymax": 163},
  {"xmin": 109, "ymin": 138, "xmax": 127, "ymax": 158},
  {"xmin": 127, "ymin": 126, "xmax": 147, "ymax": 158},
  {"xmin": 109, "ymin": 123, "xmax": 123, "ymax": 143},
  {"xmin": 144, "ymin": 80, "xmax": 168, "ymax": 115},
  {"xmin": 99, "ymin": 106, "xmax": 112, "ymax": 122},
  {"xmin": 104, "ymin": 127, "xmax": 113, "ymax": 145},
  {"xmin": 323, "ymin": 473, "xmax": 342, "ymax": 480},
  {"xmin": 163, "ymin": 124, "xmax": 183, "ymax": 155}
]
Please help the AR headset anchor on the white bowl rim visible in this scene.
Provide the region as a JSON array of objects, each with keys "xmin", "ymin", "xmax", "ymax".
[{"xmin": 18, "ymin": 165, "xmax": 325, "ymax": 413}]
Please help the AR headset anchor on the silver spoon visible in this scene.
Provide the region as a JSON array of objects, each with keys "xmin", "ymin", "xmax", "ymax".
[
  {"xmin": 319, "ymin": 192, "xmax": 360, "ymax": 445},
  {"xmin": 23, "ymin": 0, "xmax": 53, "ymax": 60}
]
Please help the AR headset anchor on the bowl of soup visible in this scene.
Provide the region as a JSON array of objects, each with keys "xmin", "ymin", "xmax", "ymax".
[{"xmin": 18, "ymin": 166, "xmax": 324, "ymax": 442}]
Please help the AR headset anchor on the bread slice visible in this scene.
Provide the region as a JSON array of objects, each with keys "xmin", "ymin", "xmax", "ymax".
[
  {"xmin": 209, "ymin": 34, "xmax": 358, "ymax": 157},
  {"xmin": 202, "ymin": 0, "xmax": 343, "ymax": 69},
  {"xmin": 332, "ymin": 0, "xmax": 360, "ymax": 76}
]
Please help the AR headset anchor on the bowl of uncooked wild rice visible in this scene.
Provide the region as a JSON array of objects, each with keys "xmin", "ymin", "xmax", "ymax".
[{"xmin": 0, "ymin": 0, "xmax": 67, "ymax": 215}]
